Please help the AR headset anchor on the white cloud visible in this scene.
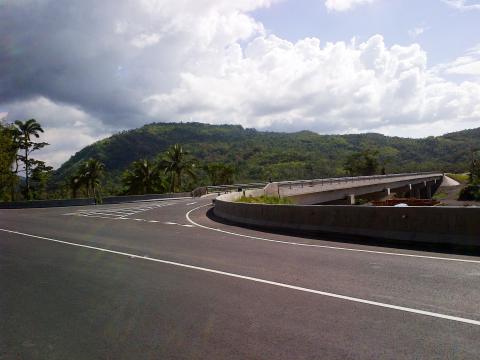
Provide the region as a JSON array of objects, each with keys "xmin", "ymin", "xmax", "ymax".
[
  {"xmin": 325, "ymin": 0, "xmax": 377, "ymax": 12},
  {"xmin": 1, "ymin": 0, "xmax": 479, "ymax": 169},
  {"xmin": 433, "ymin": 45, "xmax": 480, "ymax": 76},
  {"xmin": 130, "ymin": 33, "xmax": 162, "ymax": 48},
  {"xmin": 145, "ymin": 33, "xmax": 480, "ymax": 134},
  {"xmin": 408, "ymin": 27, "xmax": 425, "ymax": 38},
  {"xmin": 443, "ymin": 0, "xmax": 480, "ymax": 10},
  {"xmin": 2, "ymin": 98, "xmax": 111, "ymax": 169}
]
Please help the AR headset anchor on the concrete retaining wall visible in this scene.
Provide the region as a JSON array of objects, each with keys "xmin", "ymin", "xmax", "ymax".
[
  {"xmin": 0, "ymin": 192, "xmax": 192, "ymax": 209},
  {"xmin": 214, "ymin": 198, "xmax": 480, "ymax": 246}
]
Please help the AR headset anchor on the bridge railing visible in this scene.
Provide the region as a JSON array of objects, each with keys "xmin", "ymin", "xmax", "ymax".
[
  {"xmin": 206, "ymin": 182, "xmax": 267, "ymax": 194},
  {"xmin": 275, "ymin": 171, "xmax": 443, "ymax": 191},
  {"xmin": 200, "ymin": 172, "xmax": 443, "ymax": 195}
]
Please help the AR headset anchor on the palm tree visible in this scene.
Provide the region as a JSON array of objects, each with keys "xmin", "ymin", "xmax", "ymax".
[
  {"xmin": 78, "ymin": 158, "xmax": 105, "ymax": 203},
  {"xmin": 69, "ymin": 175, "xmax": 82, "ymax": 198},
  {"xmin": 122, "ymin": 159, "xmax": 163, "ymax": 194},
  {"xmin": 160, "ymin": 144, "xmax": 196, "ymax": 192},
  {"xmin": 13, "ymin": 119, "xmax": 45, "ymax": 199}
]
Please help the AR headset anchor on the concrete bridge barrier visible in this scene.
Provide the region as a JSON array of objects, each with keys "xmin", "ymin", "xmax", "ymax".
[
  {"xmin": 0, "ymin": 192, "xmax": 192, "ymax": 209},
  {"xmin": 213, "ymin": 198, "xmax": 480, "ymax": 247}
]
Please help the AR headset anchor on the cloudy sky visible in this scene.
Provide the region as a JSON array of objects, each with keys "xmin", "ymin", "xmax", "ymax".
[{"xmin": 1, "ymin": 0, "xmax": 480, "ymax": 168}]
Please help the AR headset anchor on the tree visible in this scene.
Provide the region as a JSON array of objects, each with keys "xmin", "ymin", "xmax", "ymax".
[
  {"xmin": 76, "ymin": 158, "xmax": 105, "ymax": 203},
  {"xmin": 30, "ymin": 161, "xmax": 53, "ymax": 200},
  {"xmin": 69, "ymin": 175, "xmax": 83, "ymax": 199},
  {"xmin": 0, "ymin": 123, "xmax": 18, "ymax": 201},
  {"xmin": 122, "ymin": 159, "xmax": 165, "ymax": 195},
  {"xmin": 344, "ymin": 148, "xmax": 380, "ymax": 176},
  {"xmin": 204, "ymin": 163, "xmax": 236, "ymax": 185},
  {"xmin": 13, "ymin": 119, "xmax": 48, "ymax": 199},
  {"xmin": 470, "ymin": 148, "xmax": 480, "ymax": 184},
  {"xmin": 160, "ymin": 144, "xmax": 196, "ymax": 192}
]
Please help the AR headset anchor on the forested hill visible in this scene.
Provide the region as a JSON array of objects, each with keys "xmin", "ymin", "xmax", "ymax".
[{"xmin": 54, "ymin": 122, "xmax": 480, "ymax": 185}]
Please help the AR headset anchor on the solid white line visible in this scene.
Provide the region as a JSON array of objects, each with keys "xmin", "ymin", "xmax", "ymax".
[
  {"xmin": 187, "ymin": 202, "xmax": 197, "ymax": 205},
  {"xmin": 185, "ymin": 205, "xmax": 480, "ymax": 265},
  {"xmin": 1, "ymin": 227, "xmax": 479, "ymax": 326}
]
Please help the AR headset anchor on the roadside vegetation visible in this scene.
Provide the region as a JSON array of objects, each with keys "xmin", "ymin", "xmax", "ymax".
[
  {"xmin": 432, "ymin": 191, "xmax": 449, "ymax": 200},
  {"xmin": 1, "ymin": 120, "xmax": 479, "ymax": 203},
  {"xmin": 0, "ymin": 119, "xmax": 52, "ymax": 201},
  {"xmin": 446, "ymin": 173, "xmax": 470, "ymax": 184},
  {"xmin": 457, "ymin": 150, "xmax": 480, "ymax": 201},
  {"xmin": 236, "ymin": 195, "xmax": 293, "ymax": 205}
]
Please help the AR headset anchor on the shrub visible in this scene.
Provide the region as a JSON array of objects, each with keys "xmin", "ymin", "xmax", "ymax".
[
  {"xmin": 458, "ymin": 185, "xmax": 480, "ymax": 201},
  {"xmin": 236, "ymin": 195, "xmax": 293, "ymax": 204}
]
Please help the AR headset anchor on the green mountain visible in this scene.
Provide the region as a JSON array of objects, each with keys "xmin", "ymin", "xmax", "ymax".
[{"xmin": 53, "ymin": 122, "xmax": 480, "ymax": 191}]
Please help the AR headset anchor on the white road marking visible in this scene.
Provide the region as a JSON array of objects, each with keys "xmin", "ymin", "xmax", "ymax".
[
  {"xmin": 186, "ymin": 204, "xmax": 480, "ymax": 265},
  {"xmin": 186, "ymin": 202, "xmax": 197, "ymax": 205},
  {"xmin": 1, "ymin": 227, "xmax": 479, "ymax": 327},
  {"xmin": 62, "ymin": 201, "xmax": 176, "ymax": 220},
  {"xmin": 163, "ymin": 221, "xmax": 193, "ymax": 227}
]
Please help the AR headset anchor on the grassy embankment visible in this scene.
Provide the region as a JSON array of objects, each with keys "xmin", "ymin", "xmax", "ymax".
[
  {"xmin": 441, "ymin": 173, "xmax": 479, "ymax": 202},
  {"xmin": 445, "ymin": 173, "xmax": 470, "ymax": 184},
  {"xmin": 236, "ymin": 195, "xmax": 293, "ymax": 204}
]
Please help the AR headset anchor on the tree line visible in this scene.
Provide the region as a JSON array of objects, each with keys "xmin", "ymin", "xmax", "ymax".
[
  {"xmin": 4, "ymin": 118, "xmax": 475, "ymax": 203},
  {"xmin": 0, "ymin": 119, "xmax": 239, "ymax": 202},
  {"xmin": 0, "ymin": 119, "xmax": 51, "ymax": 201},
  {"xmin": 67, "ymin": 144, "xmax": 239, "ymax": 201}
]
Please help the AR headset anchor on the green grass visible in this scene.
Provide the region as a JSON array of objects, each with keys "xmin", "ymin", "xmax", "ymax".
[
  {"xmin": 236, "ymin": 195, "xmax": 293, "ymax": 204},
  {"xmin": 446, "ymin": 173, "xmax": 470, "ymax": 184},
  {"xmin": 432, "ymin": 191, "xmax": 448, "ymax": 200}
]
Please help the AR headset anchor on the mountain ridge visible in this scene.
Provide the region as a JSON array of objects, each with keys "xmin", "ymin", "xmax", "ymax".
[{"xmin": 53, "ymin": 122, "xmax": 479, "ymax": 189}]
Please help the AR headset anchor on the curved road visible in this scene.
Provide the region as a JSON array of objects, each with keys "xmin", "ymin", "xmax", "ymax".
[{"xmin": 1, "ymin": 196, "xmax": 480, "ymax": 359}]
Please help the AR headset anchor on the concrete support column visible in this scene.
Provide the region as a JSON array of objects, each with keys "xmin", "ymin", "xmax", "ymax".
[
  {"xmin": 426, "ymin": 185, "xmax": 432, "ymax": 199},
  {"xmin": 349, "ymin": 194, "xmax": 355, "ymax": 205},
  {"xmin": 386, "ymin": 188, "xmax": 391, "ymax": 196}
]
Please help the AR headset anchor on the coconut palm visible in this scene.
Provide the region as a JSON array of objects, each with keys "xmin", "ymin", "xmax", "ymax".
[
  {"xmin": 13, "ymin": 119, "xmax": 46, "ymax": 199},
  {"xmin": 78, "ymin": 158, "xmax": 105, "ymax": 203},
  {"xmin": 69, "ymin": 175, "xmax": 83, "ymax": 198},
  {"xmin": 160, "ymin": 144, "xmax": 196, "ymax": 192},
  {"xmin": 122, "ymin": 159, "xmax": 164, "ymax": 194}
]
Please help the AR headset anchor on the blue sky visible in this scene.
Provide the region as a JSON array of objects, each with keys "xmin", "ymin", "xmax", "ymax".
[
  {"xmin": 253, "ymin": 0, "xmax": 480, "ymax": 66},
  {"xmin": 1, "ymin": 0, "xmax": 479, "ymax": 168}
]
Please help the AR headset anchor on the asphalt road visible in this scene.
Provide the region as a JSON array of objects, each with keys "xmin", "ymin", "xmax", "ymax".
[{"xmin": 1, "ymin": 196, "xmax": 480, "ymax": 359}]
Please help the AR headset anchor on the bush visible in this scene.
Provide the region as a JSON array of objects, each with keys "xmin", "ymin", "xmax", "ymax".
[
  {"xmin": 236, "ymin": 195, "xmax": 293, "ymax": 204},
  {"xmin": 458, "ymin": 185, "xmax": 480, "ymax": 201}
]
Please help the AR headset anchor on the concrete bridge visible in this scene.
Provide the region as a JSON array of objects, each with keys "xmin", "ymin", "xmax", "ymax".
[{"xmin": 263, "ymin": 172, "xmax": 444, "ymax": 205}]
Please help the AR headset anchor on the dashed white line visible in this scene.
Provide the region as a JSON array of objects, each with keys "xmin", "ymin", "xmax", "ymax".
[
  {"xmin": 1, "ymin": 227, "xmax": 479, "ymax": 327},
  {"xmin": 185, "ymin": 204, "xmax": 480, "ymax": 265}
]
